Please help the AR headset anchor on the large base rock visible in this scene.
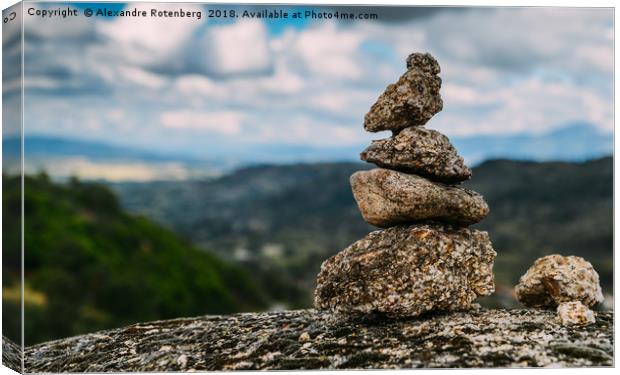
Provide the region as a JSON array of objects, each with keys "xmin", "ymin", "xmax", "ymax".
[
  {"xmin": 350, "ymin": 168, "xmax": 488, "ymax": 227},
  {"xmin": 314, "ymin": 224, "xmax": 496, "ymax": 317}
]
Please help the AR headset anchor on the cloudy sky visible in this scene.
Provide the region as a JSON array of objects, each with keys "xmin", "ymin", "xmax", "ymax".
[{"xmin": 3, "ymin": 3, "xmax": 614, "ymax": 164}]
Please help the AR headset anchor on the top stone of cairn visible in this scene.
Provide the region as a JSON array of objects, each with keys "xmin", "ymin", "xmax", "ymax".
[{"xmin": 364, "ymin": 53, "xmax": 443, "ymax": 133}]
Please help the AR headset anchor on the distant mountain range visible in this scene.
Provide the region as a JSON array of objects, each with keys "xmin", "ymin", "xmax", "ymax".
[
  {"xmin": 452, "ymin": 123, "xmax": 613, "ymax": 163},
  {"xmin": 2, "ymin": 136, "xmax": 220, "ymax": 181},
  {"xmin": 2, "ymin": 123, "xmax": 612, "ymax": 181},
  {"xmin": 2, "ymin": 136, "xmax": 198, "ymax": 163}
]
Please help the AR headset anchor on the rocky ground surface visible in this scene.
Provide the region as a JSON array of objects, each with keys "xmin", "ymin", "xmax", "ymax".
[
  {"xmin": 24, "ymin": 308, "xmax": 613, "ymax": 372},
  {"xmin": 2, "ymin": 335, "xmax": 21, "ymax": 372}
]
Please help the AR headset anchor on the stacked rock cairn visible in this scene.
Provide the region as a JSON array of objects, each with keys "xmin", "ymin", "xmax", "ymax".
[{"xmin": 314, "ymin": 52, "xmax": 497, "ymax": 318}]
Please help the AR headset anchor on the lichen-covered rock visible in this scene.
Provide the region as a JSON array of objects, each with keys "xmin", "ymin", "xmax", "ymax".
[
  {"xmin": 350, "ymin": 168, "xmax": 488, "ymax": 227},
  {"xmin": 24, "ymin": 309, "xmax": 614, "ymax": 371},
  {"xmin": 314, "ymin": 224, "xmax": 496, "ymax": 317},
  {"xmin": 515, "ymin": 254, "xmax": 604, "ymax": 308},
  {"xmin": 406, "ymin": 52, "xmax": 441, "ymax": 74},
  {"xmin": 557, "ymin": 301, "xmax": 595, "ymax": 326},
  {"xmin": 360, "ymin": 127, "xmax": 471, "ymax": 183},
  {"xmin": 364, "ymin": 53, "xmax": 443, "ymax": 133}
]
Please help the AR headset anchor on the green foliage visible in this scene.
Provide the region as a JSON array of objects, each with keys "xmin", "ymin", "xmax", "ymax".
[{"xmin": 2, "ymin": 174, "xmax": 268, "ymax": 345}]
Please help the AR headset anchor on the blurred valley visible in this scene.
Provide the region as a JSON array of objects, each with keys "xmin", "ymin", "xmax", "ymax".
[{"xmin": 111, "ymin": 157, "xmax": 613, "ymax": 310}]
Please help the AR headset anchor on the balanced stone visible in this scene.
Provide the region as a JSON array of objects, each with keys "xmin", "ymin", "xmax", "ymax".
[
  {"xmin": 350, "ymin": 168, "xmax": 488, "ymax": 227},
  {"xmin": 364, "ymin": 52, "xmax": 443, "ymax": 133},
  {"xmin": 314, "ymin": 224, "xmax": 496, "ymax": 317},
  {"xmin": 515, "ymin": 254, "xmax": 603, "ymax": 308},
  {"xmin": 360, "ymin": 126, "xmax": 471, "ymax": 183},
  {"xmin": 406, "ymin": 52, "xmax": 441, "ymax": 73}
]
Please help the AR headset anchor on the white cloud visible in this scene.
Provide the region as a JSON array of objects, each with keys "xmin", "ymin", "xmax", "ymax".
[
  {"xmin": 97, "ymin": 3, "xmax": 204, "ymax": 67},
  {"xmin": 23, "ymin": 4, "xmax": 94, "ymax": 41},
  {"xmin": 433, "ymin": 78, "xmax": 613, "ymax": 137},
  {"xmin": 106, "ymin": 110, "xmax": 125, "ymax": 122},
  {"xmin": 441, "ymin": 83, "xmax": 482, "ymax": 106},
  {"xmin": 291, "ymin": 23, "xmax": 365, "ymax": 80},
  {"xmin": 427, "ymin": 8, "xmax": 612, "ymax": 80},
  {"xmin": 174, "ymin": 75, "xmax": 221, "ymax": 97},
  {"xmin": 19, "ymin": 6, "xmax": 613, "ymax": 161},
  {"xmin": 160, "ymin": 110, "xmax": 244, "ymax": 135},
  {"xmin": 575, "ymin": 44, "xmax": 613, "ymax": 74},
  {"xmin": 256, "ymin": 61, "xmax": 305, "ymax": 95},
  {"xmin": 117, "ymin": 66, "xmax": 169, "ymax": 89},
  {"xmin": 248, "ymin": 116, "xmax": 367, "ymax": 147},
  {"xmin": 202, "ymin": 19, "xmax": 273, "ymax": 76},
  {"xmin": 306, "ymin": 89, "xmax": 375, "ymax": 118}
]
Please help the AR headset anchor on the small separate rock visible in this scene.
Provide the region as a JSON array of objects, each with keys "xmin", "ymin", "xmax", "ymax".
[
  {"xmin": 360, "ymin": 126, "xmax": 471, "ymax": 183},
  {"xmin": 364, "ymin": 53, "xmax": 443, "ymax": 133},
  {"xmin": 515, "ymin": 254, "xmax": 604, "ymax": 308},
  {"xmin": 314, "ymin": 224, "xmax": 496, "ymax": 317},
  {"xmin": 350, "ymin": 168, "xmax": 488, "ymax": 227},
  {"xmin": 556, "ymin": 301, "xmax": 595, "ymax": 326}
]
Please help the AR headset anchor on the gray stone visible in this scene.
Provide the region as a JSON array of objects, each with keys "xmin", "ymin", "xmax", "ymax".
[
  {"xmin": 314, "ymin": 224, "xmax": 496, "ymax": 317},
  {"xmin": 23, "ymin": 309, "xmax": 614, "ymax": 371},
  {"xmin": 364, "ymin": 52, "xmax": 443, "ymax": 133},
  {"xmin": 360, "ymin": 126, "xmax": 471, "ymax": 183},
  {"xmin": 406, "ymin": 52, "xmax": 441, "ymax": 74},
  {"xmin": 350, "ymin": 168, "xmax": 489, "ymax": 227},
  {"xmin": 515, "ymin": 254, "xmax": 604, "ymax": 308}
]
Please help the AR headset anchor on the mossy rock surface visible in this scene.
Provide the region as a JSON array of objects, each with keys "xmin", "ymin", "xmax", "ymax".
[{"xmin": 24, "ymin": 308, "xmax": 613, "ymax": 372}]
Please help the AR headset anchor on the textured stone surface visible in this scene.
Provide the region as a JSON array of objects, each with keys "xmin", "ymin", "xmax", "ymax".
[
  {"xmin": 557, "ymin": 302, "xmax": 595, "ymax": 327},
  {"xmin": 350, "ymin": 168, "xmax": 488, "ymax": 227},
  {"xmin": 364, "ymin": 53, "xmax": 443, "ymax": 132},
  {"xmin": 24, "ymin": 309, "xmax": 613, "ymax": 371},
  {"xmin": 360, "ymin": 126, "xmax": 471, "ymax": 183},
  {"xmin": 515, "ymin": 254, "xmax": 604, "ymax": 308},
  {"xmin": 406, "ymin": 52, "xmax": 441, "ymax": 74},
  {"xmin": 2, "ymin": 335, "xmax": 21, "ymax": 373},
  {"xmin": 314, "ymin": 224, "xmax": 496, "ymax": 317}
]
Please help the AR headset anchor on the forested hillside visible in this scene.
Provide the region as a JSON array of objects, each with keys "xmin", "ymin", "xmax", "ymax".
[{"xmin": 2, "ymin": 174, "xmax": 269, "ymax": 345}]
